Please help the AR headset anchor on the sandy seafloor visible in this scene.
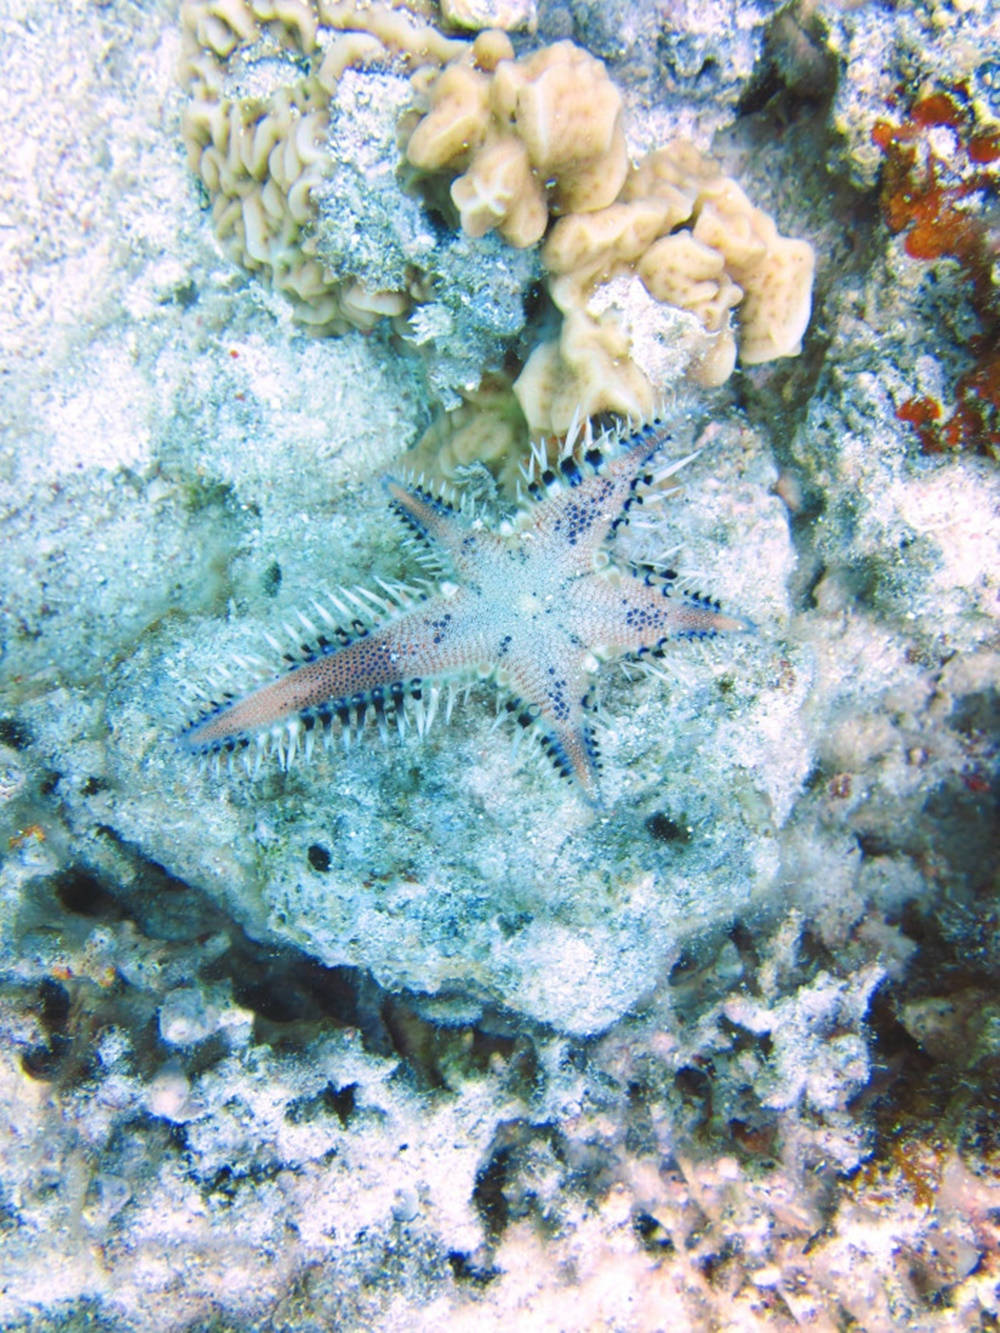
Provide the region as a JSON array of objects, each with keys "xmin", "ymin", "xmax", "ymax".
[{"xmin": 0, "ymin": 0, "xmax": 998, "ymax": 1328}]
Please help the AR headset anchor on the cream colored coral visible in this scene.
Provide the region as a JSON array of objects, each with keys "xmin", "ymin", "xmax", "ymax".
[
  {"xmin": 637, "ymin": 233, "xmax": 742, "ymax": 334},
  {"xmin": 451, "ymin": 136, "xmax": 548, "ymax": 245},
  {"xmin": 621, "ymin": 140, "xmax": 716, "ymax": 205},
  {"xmin": 405, "ymin": 62, "xmax": 493, "ymax": 170},
  {"xmin": 542, "ymin": 196, "xmax": 690, "ymax": 314},
  {"xmin": 514, "ymin": 310, "xmax": 655, "ymax": 436},
  {"xmin": 512, "ymin": 138, "xmax": 815, "ymax": 428},
  {"xmin": 633, "ymin": 145, "xmax": 815, "ymax": 368},
  {"xmin": 736, "ymin": 235, "xmax": 814, "ymax": 363},
  {"xmin": 180, "ymin": 0, "xmax": 467, "ymax": 333},
  {"xmin": 181, "ymin": 3, "xmax": 815, "ymax": 443},
  {"xmin": 589, "ymin": 274, "xmax": 723, "ymax": 393},
  {"xmin": 405, "ymin": 37, "xmax": 626, "ymax": 248},
  {"xmin": 405, "ymin": 379, "xmax": 531, "ymax": 493},
  {"xmin": 316, "ymin": 32, "xmax": 387, "ymax": 93},
  {"xmin": 493, "ymin": 42, "xmax": 627, "ymax": 211}
]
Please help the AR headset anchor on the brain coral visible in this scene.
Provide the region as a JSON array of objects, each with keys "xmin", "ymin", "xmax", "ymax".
[{"xmin": 179, "ymin": 0, "xmax": 466, "ymax": 332}]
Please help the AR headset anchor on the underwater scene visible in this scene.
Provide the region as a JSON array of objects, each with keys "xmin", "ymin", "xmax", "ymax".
[{"xmin": 0, "ymin": 0, "xmax": 998, "ymax": 1327}]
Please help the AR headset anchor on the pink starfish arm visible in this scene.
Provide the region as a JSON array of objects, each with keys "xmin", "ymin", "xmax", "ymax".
[
  {"xmin": 180, "ymin": 587, "xmax": 489, "ymax": 752},
  {"xmin": 515, "ymin": 426, "xmax": 696, "ymax": 575},
  {"xmin": 564, "ymin": 567, "xmax": 751, "ymax": 661}
]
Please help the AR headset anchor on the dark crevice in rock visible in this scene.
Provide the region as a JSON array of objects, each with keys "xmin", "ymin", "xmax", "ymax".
[{"xmin": 30, "ymin": 830, "xmax": 555, "ymax": 1098}]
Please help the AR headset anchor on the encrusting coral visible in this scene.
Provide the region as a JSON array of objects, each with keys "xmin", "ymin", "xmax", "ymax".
[{"xmin": 872, "ymin": 87, "xmax": 1000, "ymax": 459}]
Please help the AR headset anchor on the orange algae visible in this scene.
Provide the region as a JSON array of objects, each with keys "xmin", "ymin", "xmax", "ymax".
[
  {"xmin": 910, "ymin": 91, "xmax": 965, "ymax": 130},
  {"xmin": 874, "ymin": 88, "xmax": 1000, "ymax": 459},
  {"xmin": 896, "ymin": 396, "xmax": 942, "ymax": 452},
  {"xmin": 967, "ymin": 129, "xmax": 1000, "ymax": 165},
  {"xmin": 894, "ymin": 350, "xmax": 1000, "ymax": 456}
]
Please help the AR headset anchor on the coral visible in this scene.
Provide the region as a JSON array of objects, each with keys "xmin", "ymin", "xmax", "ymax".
[
  {"xmin": 179, "ymin": 0, "xmax": 466, "ymax": 331},
  {"xmin": 873, "ymin": 87, "xmax": 1000, "ymax": 459},
  {"xmin": 514, "ymin": 307, "xmax": 661, "ymax": 437},
  {"xmin": 514, "ymin": 140, "xmax": 815, "ymax": 432},
  {"xmin": 178, "ymin": 6, "xmax": 541, "ymax": 406},
  {"xmin": 405, "ymin": 35, "xmax": 628, "ymax": 247},
  {"xmin": 406, "ymin": 37, "xmax": 814, "ymax": 433},
  {"xmin": 180, "ymin": 9, "xmax": 813, "ymax": 434},
  {"xmin": 404, "ymin": 376, "xmax": 531, "ymax": 492}
]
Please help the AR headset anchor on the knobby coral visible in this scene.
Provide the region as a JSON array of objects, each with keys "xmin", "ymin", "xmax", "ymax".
[
  {"xmin": 404, "ymin": 37, "xmax": 815, "ymax": 432},
  {"xmin": 405, "ymin": 33, "xmax": 628, "ymax": 247},
  {"xmin": 512, "ymin": 140, "xmax": 815, "ymax": 433}
]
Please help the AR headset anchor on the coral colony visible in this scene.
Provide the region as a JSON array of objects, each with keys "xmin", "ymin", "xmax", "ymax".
[
  {"xmin": 180, "ymin": 1, "xmax": 815, "ymax": 429},
  {"xmin": 181, "ymin": 417, "xmax": 748, "ymax": 801}
]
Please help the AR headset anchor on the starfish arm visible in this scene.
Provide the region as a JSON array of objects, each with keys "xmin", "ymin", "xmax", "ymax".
[
  {"xmin": 181, "ymin": 589, "xmax": 489, "ymax": 753},
  {"xmin": 538, "ymin": 710, "xmax": 602, "ymax": 803},
  {"xmin": 383, "ymin": 477, "xmax": 481, "ymax": 572},
  {"xmin": 565, "ymin": 567, "xmax": 750, "ymax": 660},
  {"xmin": 517, "ymin": 422, "xmax": 692, "ymax": 575},
  {"xmin": 498, "ymin": 640, "xmax": 603, "ymax": 803}
]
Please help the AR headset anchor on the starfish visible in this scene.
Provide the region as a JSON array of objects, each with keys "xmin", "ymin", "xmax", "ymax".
[{"xmin": 180, "ymin": 416, "xmax": 750, "ymax": 802}]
